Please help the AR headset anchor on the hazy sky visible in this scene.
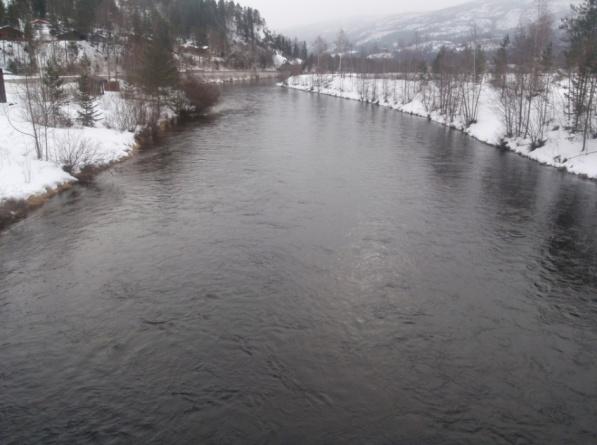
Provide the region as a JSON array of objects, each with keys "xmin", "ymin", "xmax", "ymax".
[{"xmin": 239, "ymin": 0, "xmax": 469, "ymax": 30}]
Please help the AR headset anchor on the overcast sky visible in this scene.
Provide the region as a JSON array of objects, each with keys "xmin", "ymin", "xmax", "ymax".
[{"xmin": 239, "ymin": 0, "xmax": 469, "ymax": 30}]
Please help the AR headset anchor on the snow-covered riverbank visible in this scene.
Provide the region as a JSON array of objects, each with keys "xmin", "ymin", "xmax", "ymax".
[
  {"xmin": 284, "ymin": 74, "xmax": 597, "ymax": 180},
  {"xmin": 0, "ymin": 70, "xmax": 272, "ymax": 228},
  {"xmin": 0, "ymin": 82, "xmax": 136, "ymax": 212}
]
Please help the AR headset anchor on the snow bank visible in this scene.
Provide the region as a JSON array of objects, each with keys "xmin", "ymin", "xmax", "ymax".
[
  {"xmin": 272, "ymin": 51, "xmax": 303, "ymax": 69},
  {"xmin": 0, "ymin": 83, "xmax": 135, "ymax": 204},
  {"xmin": 284, "ymin": 74, "xmax": 597, "ymax": 179},
  {"xmin": 273, "ymin": 52, "xmax": 288, "ymax": 69}
]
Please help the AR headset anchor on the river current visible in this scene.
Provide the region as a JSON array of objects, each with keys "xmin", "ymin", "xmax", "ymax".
[{"xmin": 1, "ymin": 84, "xmax": 596, "ymax": 444}]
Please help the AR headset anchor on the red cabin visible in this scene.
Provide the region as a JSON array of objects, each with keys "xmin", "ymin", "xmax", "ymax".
[{"xmin": 0, "ymin": 26, "xmax": 24, "ymax": 42}]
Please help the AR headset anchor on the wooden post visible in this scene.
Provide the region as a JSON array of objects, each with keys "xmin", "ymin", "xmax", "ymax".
[{"xmin": 0, "ymin": 68, "xmax": 6, "ymax": 104}]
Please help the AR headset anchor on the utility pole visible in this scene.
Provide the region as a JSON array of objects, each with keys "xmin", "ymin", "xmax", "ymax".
[{"xmin": 0, "ymin": 68, "xmax": 6, "ymax": 103}]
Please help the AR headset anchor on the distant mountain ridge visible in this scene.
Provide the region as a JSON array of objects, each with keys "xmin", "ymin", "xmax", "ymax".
[{"xmin": 286, "ymin": 0, "xmax": 578, "ymax": 52}]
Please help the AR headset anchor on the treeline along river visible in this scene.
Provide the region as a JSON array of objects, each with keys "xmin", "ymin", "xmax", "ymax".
[{"xmin": 1, "ymin": 83, "xmax": 596, "ymax": 444}]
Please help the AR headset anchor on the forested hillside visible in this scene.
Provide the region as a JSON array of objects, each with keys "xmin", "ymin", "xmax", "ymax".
[
  {"xmin": 0, "ymin": 0, "xmax": 305, "ymax": 70},
  {"xmin": 286, "ymin": 0, "xmax": 577, "ymax": 55}
]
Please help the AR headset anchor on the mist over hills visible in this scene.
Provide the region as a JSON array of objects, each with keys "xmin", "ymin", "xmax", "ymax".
[{"xmin": 285, "ymin": 0, "xmax": 577, "ymax": 53}]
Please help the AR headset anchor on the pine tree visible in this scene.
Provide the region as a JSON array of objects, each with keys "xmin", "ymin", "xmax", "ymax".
[
  {"xmin": 77, "ymin": 56, "xmax": 100, "ymax": 127},
  {"xmin": 6, "ymin": 2, "xmax": 19, "ymax": 27},
  {"xmin": 133, "ymin": 17, "xmax": 179, "ymax": 121},
  {"xmin": 300, "ymin": 42, "xmax": 308, "ymax": 61},
  {"xmin": 75, "ymin": 0, "xmax": 98, "ymax": 32},
  {"xmin": 32, "ymin": 0, "xmax": 46, "ymax": 18},
  {"xmin": 42, "ymin": 57, "xmax": 68, "ymax": 125},
  {"xmin": 0, "ymin": 0, "xmax": 6, "ymax": 26},
  {"xmin": 77, "ymin": 74, "xmax": 99, "ymax": 127}
]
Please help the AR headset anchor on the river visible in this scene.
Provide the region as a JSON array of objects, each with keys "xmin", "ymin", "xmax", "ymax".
[{"xmin": 1, "ymin": 83, "xmax": 596, "ymax": 444}]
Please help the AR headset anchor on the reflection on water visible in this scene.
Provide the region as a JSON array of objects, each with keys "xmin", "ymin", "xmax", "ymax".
[{"xmin": 1, "ymin": 84, "xmax": 597, "ymax": 444}]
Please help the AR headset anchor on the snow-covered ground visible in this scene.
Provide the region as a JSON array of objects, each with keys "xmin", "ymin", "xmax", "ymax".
[
  {"xmin": 284, "ymin": 74, "xmax": 597, "ymax": 179},
  {"xmin": 272, "ymin": 51, "xmax": 303, "ymax": 69},
  {"xmin": 0, "ymin": 82, "xmax": 136, "ymax": 204},
  {"xmin": 0, "ymin": 66, "xmax": 277, "ymax": 210},
  {"xmin": 1, "ymin": 39, "xmax": 116, "ymax": 76}
]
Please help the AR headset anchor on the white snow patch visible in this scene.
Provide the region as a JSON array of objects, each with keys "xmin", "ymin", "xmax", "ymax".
[{"xmin": 0, "ymin": 83, "xmax": 135, "ymax": 204}]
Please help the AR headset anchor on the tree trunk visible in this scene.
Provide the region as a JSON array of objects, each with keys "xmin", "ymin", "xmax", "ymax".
[{"xmin": 582, "ymin": 78, "xmax": 596, "ymax": 152}]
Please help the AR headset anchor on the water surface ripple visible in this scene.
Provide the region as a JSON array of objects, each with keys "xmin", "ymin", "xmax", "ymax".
[{"xmin": 1, "ymin": 84, "xmax": 597, "ymax": 444}]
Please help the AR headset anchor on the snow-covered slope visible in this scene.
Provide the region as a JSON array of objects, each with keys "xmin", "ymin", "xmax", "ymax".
[
  {"xmin": 0, "ymin": 83, "xmax": 136, "ymax": 205},
  {"xmin": 287, "ymin": 0, "xmax": 577, "ymax": 51}
]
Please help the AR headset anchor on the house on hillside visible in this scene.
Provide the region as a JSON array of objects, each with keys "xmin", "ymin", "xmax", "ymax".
[
  {"xmin": 31, "ymin": 19, "xmax": 53, "ymax": 42},
  {"xmin": 0, "ymin": 26, "xmax": 25, "ymax": 67},
  {"xmin": 178, "ymin": 43, "xmax": 211, "ymax": 69},
  {"xmin": 30, "ymin": 19, "xmax": 50, "ymax": 27},
  {"xmin": 0, "ymin": 26, "xmax": 24, "ymax": 41}
]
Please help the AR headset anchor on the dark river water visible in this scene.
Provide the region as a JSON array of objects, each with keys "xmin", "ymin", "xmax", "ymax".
[{"xmin": 1, "ymin": 84, "xmax": 597, "ymax": 444}]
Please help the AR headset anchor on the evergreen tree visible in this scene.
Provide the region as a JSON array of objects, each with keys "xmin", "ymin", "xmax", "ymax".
[
  {"xmin": 42, "ymin": 57, "xmax": 68, "ymax": 126},
  {"xmin": 77, "ymin": 86, "xmax": 99, "ymax": 127},
  {"xmin": 6, "ymin": 0, "xmax": 25, "ymax": 27},
  {"xmin": 77, "ymin": 56, "xmax": 100, "ymax": 127},
  {"xmin": 133, "ymin": 17, "xmax": 179, "ymax": 120},
  {"xmin": 57, "ymin": 0, "xmax": 76, "ymax": 26},
  {"xmin": 32, "ymin": 0, "xmax": 46, "ymax": 18},
  {"xmin": 300, "ymin": 42, "xmax": 308, "ymax": 61},
  {"xmin": 77, "ymin": 89, "xmax": 100, "ymax": 127},
  {"xmin": 75, "ymin": 0, "xmax": 99, "ymax": 32},
  {"xmin": 24, "ymin": 20, "xmax": 33, "ymax": 40},
  {"xmin": 48, "ymin": 13, "xmax": 62, "ymax": 35},
  {"xmin": 0, "ymin": 0, "xmax": 6, "ymax": 26},
  {"xmin": 43, "ymin": 59, "xmax": 66, "ymax": 107}
]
